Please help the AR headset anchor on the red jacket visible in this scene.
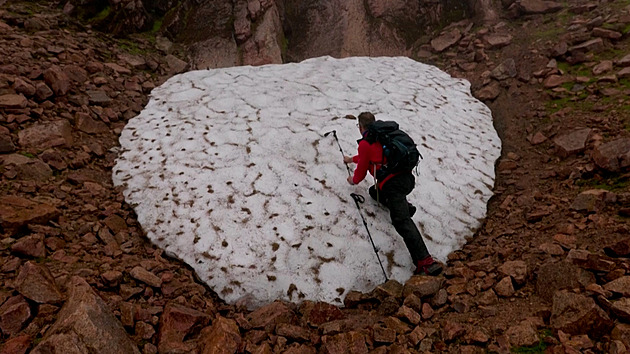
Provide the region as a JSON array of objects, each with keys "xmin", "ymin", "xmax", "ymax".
[{"xmin": 351, "ymin": 134, "xmax": 397, "ymax": 188}]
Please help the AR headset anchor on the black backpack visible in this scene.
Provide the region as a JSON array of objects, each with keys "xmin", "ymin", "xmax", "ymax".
[{"xmin": 365, "ymin": 120, "xmax": 421, "ymax": 181}]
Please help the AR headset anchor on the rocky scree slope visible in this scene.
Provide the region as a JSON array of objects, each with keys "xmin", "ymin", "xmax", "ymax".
[{"xmin": 1, "ymin": 0, "xmax": 630, "ymax": 353}]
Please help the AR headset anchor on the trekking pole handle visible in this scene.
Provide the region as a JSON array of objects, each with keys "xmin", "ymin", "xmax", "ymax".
[{"xmin": 351, "ymin": 193, "xmax": 365, "ymax": 206}]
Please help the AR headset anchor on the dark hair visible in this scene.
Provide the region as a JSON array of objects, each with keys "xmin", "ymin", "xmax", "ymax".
[{"xmin": 358, "ymin": 112, "xmax": 375, "ymax": 129}]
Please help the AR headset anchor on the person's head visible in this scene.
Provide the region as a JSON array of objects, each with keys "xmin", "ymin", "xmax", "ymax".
[{"xmin": 357, "ymin": 112, "xmax": 375, "ymax": 132}]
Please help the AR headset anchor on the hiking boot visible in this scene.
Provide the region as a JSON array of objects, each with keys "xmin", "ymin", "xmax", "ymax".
[
  {"xmin": 414, "ymin": 256, "xmax": 442, "ymax": 276},
  {"xmin": 408, "ymin": 204, "xmax": 416, "ymax": 217}
]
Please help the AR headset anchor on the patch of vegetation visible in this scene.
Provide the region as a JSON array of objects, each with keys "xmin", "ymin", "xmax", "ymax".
[
  {"xmin": 19, "ymin": 151, "xmax": 35, "ymax": 158},
  {"xmin": 150, "ymin": 18, "xmax": 163, "ymax": 34},
  {"xmin": 512, "ymin": 329, "xmax": 553, "ymax": 353},
  {"xmin": 119, "ymin": 39, "xmax": 146, "ymax": 55},
  {"xmin": 576, "ymin": 174, "xmax": 630, "ymax": 192},
  {"xmin": 90, "ymin": 6, "xmax": 111, "ymax": 23}
]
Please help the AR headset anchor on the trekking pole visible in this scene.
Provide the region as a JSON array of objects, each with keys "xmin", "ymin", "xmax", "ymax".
[
  {"xmin": 324, "ymin": 130, "xmax": 352, "ymax": 178},
  {"xmin": 350, "ymin": 193, "xmax": 389, "ymax": 281}
]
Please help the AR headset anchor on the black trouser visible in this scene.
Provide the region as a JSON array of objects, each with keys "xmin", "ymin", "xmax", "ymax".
[{"xmin": 368, "ymin": 173, "xmax": 430, "ymax": 263}]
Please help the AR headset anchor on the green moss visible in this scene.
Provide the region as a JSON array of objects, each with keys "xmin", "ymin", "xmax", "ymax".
[
  {"xmin": 90, "ymin": 6, "xmax": 111, "ymax": 23},
  {"xmin": 19, "ymin": 151, "xmax": 35, "ymax": 158},
  {"xmin": 150, "ymin": 18, "xmax": 163, "ymax": 33},
  {"xmin": 576, "ymin": 175, "xmax": 630, "ymax": 192},
  {"xmin": 512, "ymin": 329, "xmax": 552, "ymax": 353}
]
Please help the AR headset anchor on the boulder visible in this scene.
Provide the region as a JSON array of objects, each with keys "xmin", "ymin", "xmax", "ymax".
[
  {"xmin": 592, "ymin": 27, "xmax": 622, "ymax": 40},
  {"xmin": 15, "ymin": 261, "xmax": 63, "ymax": 304},
  {"xmin": 566, "ymin": 249, "xmax": 616, "ymax": 272},
  {"xmin": 475, "ymin": 81, "xmax": 501, "ymax": 101},
  {"xmin": 300, "ymin": 301, "xmax": 345, "ymax": 326},
  {"xmin": 550, "ymin": 290, "xmax": 613, "ymax": 337},
  {"xmin": 17, "ymin": 120, "xmax": 73, "ymax": 149},
  {"xmin": 43, "ymin": 66, "xmax": 71, "ymax": 96},
  {"xmin": 276, "ymin": 323, "xmax": 312, "ymax": 342},
  {"xmin": 484, "ymin": 33, "xmax": 513, "ymax": 49},
  {"xmin": 0, "ymin": 94, "xmax": 27, "ymax": 109},
  {"xmin": 497, "ymin": 260, "xmax": 528, "ymax": 285},
  {"xmin": 603, "ymin": 276, "xmax": 630, "ymax": 297},
  {"xmin": 0, "ymin": 334, "xmax": 32, "ymax": 354},
  {"xmin": 11, "ymin": 235, "xmax": 46, "ymax": 258},
  {"xmin": 490, "ymin": 58, "xmax": 517, "ymax": 80},
  {"xmin": 0, "ymin": 295, "xmax": 32, "ymax": 336},
  {"xmin": 129, "ymin": 266, "xmax": 162, "ymax": 288},
  {"xmin": 76, "ymin": 113, "xmax": 109, "ymax": 134},
  {"xmin": 536, "ymin": 261, "xmax": 594, "ymax": 302},
  {"xmin": 320, "ymin": 331, "xmax": 368, "ymax": 354},
  {"xmin": 553, "ymin": 128, "xmax": 591, "ymax": 157},
  {"xmin": 157, "ymin": 303, "xmax": 211, "ymax": 353},
  {"xmin": 198, "ymin": 316, "xmax": 241, "ymax": 354},
  {"xmin": 402, "ymin": 276, "xmax": 443, "ymax": 298},
  {"xmin": 592, "ymin": 138, "xmax": 630, "ymax": 172},
  {"xmin": 604, "ymin": 238, "xmax": 630, "ymax": 257},
  {"xmin": 505, "ymin": 321, "xmax": 539, "ymax": 347},
  {"xmin": 247, "ymin": 301, "xmax": 296, "ymax": 331},
  {"xmin": 569, "ymin": 38, "xmax": 604, "ymax": 55},
  {"xmin": 430, "ymin": 29, "xmax": 462, "ymax": 53},
  {"xmin": 494, "ymin": 276, "xmax": 515, "ymax": 297},
  {"xmin": 0, "ymin": 196, "xmax": 60, "ymax": 234},
  {"xmin": 592, "ymin": 60, "xmax": 614, "ymax": 75},
  {"xmin": 31, "ymin": 277, "xmax": 140, "ymax": 354},
  {"xmin": 611, "ymin": 298, "xmax": 630, "ymax": 322},
  {"xmin": 570, "ymin": 189, "xmax": 611, "ymax": 213}
]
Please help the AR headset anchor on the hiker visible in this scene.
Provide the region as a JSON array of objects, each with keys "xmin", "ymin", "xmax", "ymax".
[{"xmin": 343, "ymin": 112, "xmax": 443, "ymax": 276}]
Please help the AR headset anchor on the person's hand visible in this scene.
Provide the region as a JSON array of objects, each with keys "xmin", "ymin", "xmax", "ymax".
[
  {"xmin": 343, "ymin": 156, "xmax": 353, "ymax": 164},
  {"xmin": 347, "ymin": 176, "xmax": 354, "ymax": 185}
]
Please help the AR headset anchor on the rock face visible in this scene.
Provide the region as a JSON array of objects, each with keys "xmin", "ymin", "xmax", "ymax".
[{"xmin": 31, "ymin": 277, "xmax": 140, "ymax": 354}]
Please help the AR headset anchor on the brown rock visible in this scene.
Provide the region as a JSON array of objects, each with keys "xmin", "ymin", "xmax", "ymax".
[
  {"xmin": 31, "ymin": 277, "xmax": 140, "ymax": 354},
  {"xmin": 11, "ymin": 235, "xmax": 46, "ymax": 258},
  {"xmin": 0, "ymin": 334, "xmax": 32, "ymax": 354},
  {"xmin": 0, "ymin": 132, "xmax": 15, "ymax": 153},
  {"xmin": 539, "ymin": 242, "xmax": 564, "ymax": 255},
  {"xmin": 0, "ymin": 295, "xmax": 32, "ymax": 335},
  {"xmin": 135, "ymin": 322, "xmax": 155, "ymax": 341},
  {"xmin": 604, "ymin": 276, "xmax": 630, "ymax": 297},
  {"xmin": 515, "ymin": 0, "xmax": 563, "ymax": 14},
  {"xmin": 442, "ymin": 320, "xmax": 466, "ymax": 342},
  {"xmin": 611, "ymin": 323, "xmax": 630, "ymax": 347},
  {"xmin": 86, "ymin": 90, "xmax": 112, "ymax": 105},
  {"xmin": 17, "ymin": 120, "xmax": 73, "ymax": 149},
  {"xmin": 592, "ymin": 138, "xmax": 630, "ymax": 172},
  {"xmin": 611, "ymin": 298, "xmax": 630, "ymax": 322},
  {"xmin": 395, "ymin": 305, "xmax": 421, "ymax": 325},
  {"xmin": 101, "ymin": 270, "xmax": 123, "ymax": 287},
  {"xmin": 34, "ymin": 83, "xmax": 53, "ymax": 101},
  {"xmin": 592, "ymin": 27, "xmax": 622, "ymax": 40},
  {"xmin": 550, "ymin": 290, "xmax": 613, "ymax": 337},
  {"xmin": 372, "ymin": 279, "xmax": 404, "ymax": 300},
  {"xmin": 199, "ymin": 316, "xmax": 241, "ymax": 354},
  {"xmin": 64, "ymin": 65, "xmax": 89, "ymax": 83},
  {"xmin": 506, "ymin": 321, "xmax": 539, "ymax": 347},
  {"xmin": 553, "ymin": 128, "xmax": 591, "ymax": 157},
  {"xmin": 247, "ymin": 301, "xmax": 295, "ymax": 331},
  {"xmin": 604, "ymin": 238, "xmax": 630, "ymax": 257},
  {"xmin": 543, "ymin": 75, "xmax": 572, "ymax": 88},
  {"xmin": 566, "ymin": 249, "xmax": 616, "ymax": 272},
  {"xmin": 494, "ymin": 276, "xmax": 515, "ymax": 297},
  {"xmin": 536, "ymin": 261, "xmax": 594, "ymax": 302},
  {"xmin": 619, "ymin": 53, "xmax": 630, "ymax": 67},
  {"xmin": 299, "ymin": 301, "xmax": 345, "ymax": 326},
  {"xmin": 321, "ymin": 331, "xmax": 367, "ymax": 354},
  {"xmin": 129, "ymin": 266, "xmax": 162, "ymax": 288},
  {"xmin": 76, "ymin": 113, "xmax": 109, "ymax": 134},
  {"xmin": 373, "ymin": 325, "xmax": 396, "ymax": 343},
  {"xmin": 13, "ymin": 78, "xmax": 36, "ymax": 97},
  {"xmin": 407, "ymin": 326, "xmax": 427, "ymax": 346},
  {"xmin": 497, "ymin": 260, "xmax": 528, "ymax": 285},
  {"xmin": 592, "ymin": 60, "xmax": 614, "ymax": 75},
  {"xmin": 618, "ymin": 67, "xmax": 630, "ymax": 79},
  {"xmin": 157, "ymin": 303, "xmax": 211, "ymax": 353},
  {"xmin": 0, "ymin": 94, "xmax": 27, "ymax": 109},
  {"xmin": 15, "ymin": 261, "xmax": 63, "ymax": 304},
  {"xmin": 569, "ymin": 38, "xmax": 604, "ymax": 54},
  {"xmin": 43, "ymin": 66, "xmax": 71, "ymax": 96},
  {"xmin": 104, "ymin": 63, "xmax": 132, "ymax": 75},
  {"xmin": 610, "ymin": 340, "xmax": 627, "ymax": 354},
  {"xmin": 165, "ymin": 55, "xmax": 188, "ymax": 74},
  {"xmin": 475, "ymin": 81, "xmax": 501, "ymax": 101},
  {"xmin": 431, "ymin": 29, "xmax": 462, "ymax": 53},
  {"xmin": 0, "ymin": 196, "xmax": 60, "ymax": 234},
  {"xmin": 570, "ymin": 189, "xmax": 610, "ymax": 213},
  {"xmin": 276, "ymin": 323, "xmax": 311, "ymax": 341},
  {"xmin": 484, "ymin": 33, "xmax": 513, "ymax": 49}
]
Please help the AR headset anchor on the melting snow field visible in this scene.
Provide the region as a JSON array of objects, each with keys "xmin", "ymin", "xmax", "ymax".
[{"xmin": 113, "ymin": 56, "xmax": 501, "ymax": 308}]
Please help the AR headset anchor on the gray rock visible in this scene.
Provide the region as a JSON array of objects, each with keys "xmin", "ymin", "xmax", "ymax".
[
  {"xmin": 484, "ymin": 33, "xmax": 513, "ymax": 49},
  {"xmin": 490, "ymin": 58, "xmax": 517, "ymax": 80},
  {"xmin": 31, "ymin": 276, "xmax": 140, "ymax": 354},
  {"xmin": 86, "ymin": 90, "xmax": 112, "ymax": 105}
]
